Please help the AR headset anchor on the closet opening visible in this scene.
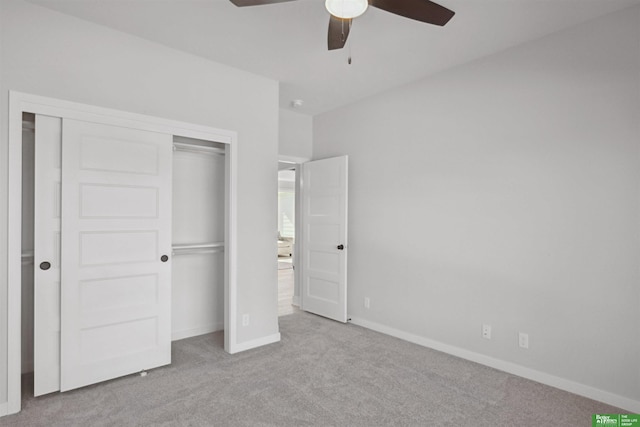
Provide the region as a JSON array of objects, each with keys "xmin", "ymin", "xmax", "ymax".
[
  {"xmin": 171, "ymin": 136, "xmax": 226, "ymax": 342},
  {"xmin": 18, "ymin": 115, "xmax": 228, "ymax": 402},
  {"xmin": 9, "ymin": 92, "xmax": 240, "ymax": 414}
]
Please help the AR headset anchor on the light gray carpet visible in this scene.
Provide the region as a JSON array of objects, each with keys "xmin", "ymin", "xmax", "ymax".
[{"xmin": 1, "ymin": 312, "xmax": 622, "ymax": 426}]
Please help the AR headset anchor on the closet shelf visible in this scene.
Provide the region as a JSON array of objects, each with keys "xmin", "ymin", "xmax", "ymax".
[
  {"xmin": 172, "ymin": 242, "xmax": 224, "ymax": 255},
  {"xmin": 173, "ymin": 142, "xmax": 225, "ymax": 156}
]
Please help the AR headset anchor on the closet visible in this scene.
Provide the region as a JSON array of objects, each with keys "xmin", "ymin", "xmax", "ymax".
[
  {"xmin": 171, "ymin": 137, "xmax": 225, "ymax": 340},
  {"xmin": 20, "ymin": 113, "xmax": 225, "ymax": 395}
]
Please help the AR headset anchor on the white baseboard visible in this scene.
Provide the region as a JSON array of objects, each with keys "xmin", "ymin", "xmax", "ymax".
[
  {"xmin": 349, "ymin": 316, "xmax": 640, "ymax": 413},
  {"xmin": 292, "ymin": 296, "xmax": 300, "ymax": 307},
  {"xmin": 0, "ymin": 402, "xmax": 7, "ymax": 417},
  {"xmin": 172, "ymin": 322, "xmax": 224, "ymax": 341},
  {"xmin": 229, "ymin": 333, "xmax": 281, "ymax": 354}
]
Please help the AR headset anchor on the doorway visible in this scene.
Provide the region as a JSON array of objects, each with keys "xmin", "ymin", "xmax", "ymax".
[
  {"xmin": 277, "ymin": 162, "xmax": 299, "ymax": 316},
  {"xmin": 276, "ymin": 156, "xmax": 350, "ymax": 322}
]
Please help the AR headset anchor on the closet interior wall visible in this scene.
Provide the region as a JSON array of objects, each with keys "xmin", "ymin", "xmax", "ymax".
[{"xmin": 19, "ymin": 122, "xmax": 226, "ymax": 374}]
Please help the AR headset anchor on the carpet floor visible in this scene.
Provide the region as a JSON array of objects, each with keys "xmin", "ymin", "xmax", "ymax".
[{"xmin": 1, "ymin": 312, "xmax": 622, "ymax": 426}]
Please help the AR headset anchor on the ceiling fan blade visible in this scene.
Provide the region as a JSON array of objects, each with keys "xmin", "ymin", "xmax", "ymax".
[
  {"xmin": 370, "ymin": 0, "xmax": 454, "ymax": 26},
  {"xmin": 230, "ymin": 0, "xmax": 297, "ymax": 7},
  {"xmin": 328, "ymin": 16, "xmax": 352, "ymax": 51}
]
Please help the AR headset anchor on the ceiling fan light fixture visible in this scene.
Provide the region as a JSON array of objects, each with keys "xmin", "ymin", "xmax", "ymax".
[{"xmin": 325, "ymin": 0, "xmax": 368, "ymax": 19}]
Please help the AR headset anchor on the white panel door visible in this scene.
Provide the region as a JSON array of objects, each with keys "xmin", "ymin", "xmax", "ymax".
[
  {"xmin": 60, "ymin": 119, "xmax": 173, "ymax": 392},
  {"xmin": 33, "ymin": 115, "xmax": 62, "ymax": 396},
  {"xmin": 301, "ymin": 156, "xmax": 348, "ymax": 322}
]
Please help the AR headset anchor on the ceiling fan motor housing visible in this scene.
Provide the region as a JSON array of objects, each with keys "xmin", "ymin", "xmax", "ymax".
[{"xmin": 325, "ymin": 0, "xmax": 369, "ymax": 19}]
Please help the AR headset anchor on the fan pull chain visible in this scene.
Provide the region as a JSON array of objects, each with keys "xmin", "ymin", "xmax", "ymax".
[{"xmin": 347, "ymin": 19, "xmax": 352, "ymax": 65}]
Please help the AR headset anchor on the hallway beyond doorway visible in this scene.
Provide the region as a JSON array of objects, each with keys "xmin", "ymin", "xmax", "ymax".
[{"xmin": 278, "ymin": 257, "xmax": 297, "ymax": 316}]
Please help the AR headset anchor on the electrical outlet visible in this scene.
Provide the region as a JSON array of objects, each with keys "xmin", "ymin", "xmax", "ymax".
[
  {"xmin": 482, "ymin": 324, "xmax": 491, "ymax": 339},
  {"xmin": 242, "ymin": 314, "xmax": 250, "ymax": 327},
  {"xmin": 519, "ymin": 332, "xmax": 529, "ymax": 349},
  {"xmin": 364, "ymin": 297, "xmax": 370, "ymax": 309}
]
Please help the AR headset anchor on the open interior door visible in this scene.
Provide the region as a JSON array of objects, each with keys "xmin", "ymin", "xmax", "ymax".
[
  {"xmin": 60, "ymin": 119, "xmax": 173, "ymax": 391},
  {"xmin": 301, "ymin": 156, "xmax": 348, "ymax": 322}
]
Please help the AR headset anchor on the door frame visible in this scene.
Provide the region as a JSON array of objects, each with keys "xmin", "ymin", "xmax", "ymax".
[
  {"xmin": 6, "ymin": 91, "xmax": 239, "ymax": 414},
  {"xmin": 278, "ymin": 155, "xmax": 308, "ymax": 309}
]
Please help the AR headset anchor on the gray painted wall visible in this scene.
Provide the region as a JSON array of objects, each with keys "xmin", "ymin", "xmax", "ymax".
[
  {"xmin": 314, "ymin": 6, "xmax": 640, "ymax": 403},
  {"xmin": 279, "ymin": 108, "xmax": 312, "ymax": 160},
  {"xmin": 0, "ymin": 0, "xmax": 279, "ymax": 407}
]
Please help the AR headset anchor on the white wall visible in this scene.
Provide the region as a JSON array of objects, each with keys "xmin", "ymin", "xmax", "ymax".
[
  {"xmin": 279, "ymin": 108, "xmax": 312, "ymax": 160},
  {"xmin": 0, "ymin": 0, "xmax": 280, "ymax": 408},
  {"xmin": 314, "ymin": 6, "xmax": 640, "ymax": 407}
]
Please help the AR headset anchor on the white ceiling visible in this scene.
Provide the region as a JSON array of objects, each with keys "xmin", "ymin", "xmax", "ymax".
[{"xmin": 29, "ymin": 0, "xmax": 640, "ymax": 115}]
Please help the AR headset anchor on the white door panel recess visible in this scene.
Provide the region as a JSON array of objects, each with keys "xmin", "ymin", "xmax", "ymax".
[
  {"xmin": 301, "ymin": 156, "xmax": 348, "ymax": 322},
  {"xmin": 33, "ymin": 115, "xmax": 62, "ymax": 396},
  {"xmin": 60, "ymin": 119, "xmax": 173, "ymax": 391}
]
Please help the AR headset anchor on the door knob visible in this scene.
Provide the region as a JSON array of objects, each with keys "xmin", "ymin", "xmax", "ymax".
[
  {"xmin": 161, "ymin": 255, "xmax": 169, "ymax": 262},
  {"xmin": 337, "ymin": 244, "xmax": 344, "ymax": 250},
  {"xmin": 39, "ymin": 261, "xmax": 51, "ymax": 270}
]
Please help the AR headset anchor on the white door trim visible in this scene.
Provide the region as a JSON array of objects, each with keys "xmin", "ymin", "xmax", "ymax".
[
  {"xmin": 278, "ymin": 154, "xmax": 309, "ymax": 164},
  {"xmin": 278, "ymin": 156, "xmax": 308, "ymax": 308},
  {"xmin": 6, "ymin": 91, "xmax": 239, "ymax": 415}
]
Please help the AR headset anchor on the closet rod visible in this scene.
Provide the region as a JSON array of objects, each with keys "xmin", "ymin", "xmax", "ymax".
[
  {"xmin": 22, "ymin": 120, "xmax": 35, "ymax": 132},
  {"xmin": 173, "ymin": 142, "xmax": 225, "ymax": 156},
  {"xmin": 21, "ymin": 251, "xmax": 34, "ymax": 264}
]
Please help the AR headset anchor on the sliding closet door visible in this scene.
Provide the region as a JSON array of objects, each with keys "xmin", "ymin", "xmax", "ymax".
[
  {"xmin": 60, "ymin": 119, "xmax": 173, "ymax": 392},
  {"xmin": 33, "ymin": 115, "xmax": 62, "ymax": 396}
]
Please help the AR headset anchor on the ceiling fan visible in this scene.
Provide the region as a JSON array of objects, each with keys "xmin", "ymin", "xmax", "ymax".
[{"xmin": 229, "ymin": 0, "xmax": 455, "ymax": 51}]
